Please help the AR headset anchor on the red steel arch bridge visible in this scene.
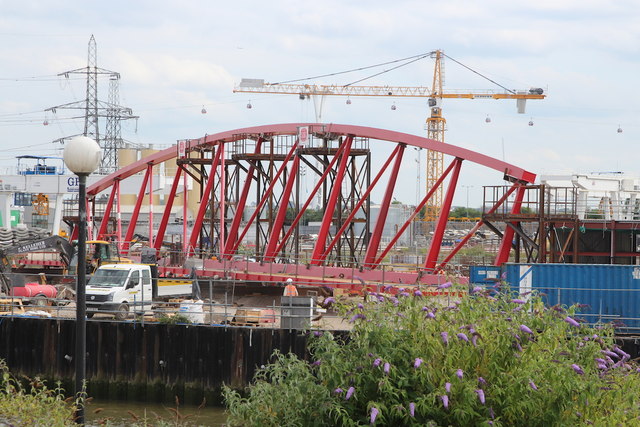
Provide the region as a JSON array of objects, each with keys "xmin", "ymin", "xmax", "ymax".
[{"xmin": 78, "ymin": 123, "xmax": 535, "ymax": 292}]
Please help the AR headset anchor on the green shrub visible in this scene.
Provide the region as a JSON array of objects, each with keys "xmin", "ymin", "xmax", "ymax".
[
  {"xmin": 0, "ymin": 360, "xmax": 76, "ymax": 425},
  {"xmin": 158, "ymin": 313, "xmax": 192, "ymax": 325},
  {"xmin": 224, "ymin": 284, "xmax": 640, "ymax": 426}
]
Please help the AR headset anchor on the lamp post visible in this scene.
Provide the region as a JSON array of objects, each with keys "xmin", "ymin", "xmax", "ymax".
[
  {"xmin": 462, "ymin": 185, "xmax": 474, "ymax": 219},
  {"xmin": 63, "ymin": 136, "xmax": 101, "ymax": 425}
]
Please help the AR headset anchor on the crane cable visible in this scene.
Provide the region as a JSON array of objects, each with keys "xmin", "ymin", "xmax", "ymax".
[
  {"xmin": 344, "ymin": 54, "xmax": 430, "ymax": 87},
  {"xmin": 442, "ymin": 53, "xmax": 516, "ymax": 94},
  {"xmin": 272, "ymin": 51, "xmax": 435, "ymax": 85},
  {"xmin": 273, "ymin": 51, "xmax": 518, "ymax": 94}
]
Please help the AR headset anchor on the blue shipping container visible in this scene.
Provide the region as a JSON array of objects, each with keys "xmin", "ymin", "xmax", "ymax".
[
  {"xmin": 504, "ymin": 263, "xmax": 640, "ymax": 331},
  {"xmin": 469, "ymin": 266, "xmax": 503, "ymax": 285}
]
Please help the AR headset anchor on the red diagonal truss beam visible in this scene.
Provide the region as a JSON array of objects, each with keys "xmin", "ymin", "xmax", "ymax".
[
  {"xmin": 425, "ymin": 157, "xmax": 463, "ymax": 271},
  {"xmin": 154, "ymin": 165, "xmax": 183, "ymax": 251},
  {"xmin": 310, "ymin": 136, "xmax": 353, "ymax": 265},
  {"xmin": 264, "ymin": 154, "xmax": 300, "ymax": 261},
  {"xmin": 188, "ymin": 147, "xmax": 223, "ymax": 254},
  {"xmin": 122, "ymin": 167, "xmax": 151, "ymax": 253},
  {"xmin": 271, "ymin": 142, "xmax": 347, "ymax": 257},
  {"xmin": 230, "ymin": 141, "xmax": 299, "ymax": 254},
  {"xmin": 372, "ymin": 157, "xmax": 460, "ymax": 268},
  {"xmin": 495, "ymin": 184, "xmax": 526, "ymax": 265},
  {"xmin": 96, "ymin": 180, "xmax": 118, "ymax": 238},
  {"xmin": 319, "ymin": 144, "xmax": 403, "ymax": 264},
  {"xmin": 434, "ymin": 182, "xmax": 521, "ymax": 273},
  {"xmin": 364, "ymin": 144, "xmax": 406, "ymax": 267},
  {"xmin": 223, "ymin": 138, "xmax": 264, "ymax": 258}
]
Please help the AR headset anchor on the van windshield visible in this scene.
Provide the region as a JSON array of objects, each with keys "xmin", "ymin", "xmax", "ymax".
[{"xmin": 88, "ymin": 269, "xmax": 129, "ymax": 287}]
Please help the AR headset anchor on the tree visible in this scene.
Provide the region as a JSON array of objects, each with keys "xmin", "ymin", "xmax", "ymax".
[
  {"xmin": 224, "ymin": 285, "xmax": 640, "ymax": 426},
  {"xmin": 449, "ymin": 206, "xmax": 482, "ymax": 218}
]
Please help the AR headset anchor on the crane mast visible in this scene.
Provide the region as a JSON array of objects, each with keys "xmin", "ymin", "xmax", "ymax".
[
  {"xmin": 234, "ymin": 51, "xmax": 545, "ymax": 220},
  {"xmin": 425, "ymin": 50, "xmax": 446, "ymax": 221}
]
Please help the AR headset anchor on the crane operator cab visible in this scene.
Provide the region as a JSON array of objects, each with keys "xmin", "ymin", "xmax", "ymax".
[{"xmin": 69, "ymin": 240, "xmax": 132, "ymax": 275}]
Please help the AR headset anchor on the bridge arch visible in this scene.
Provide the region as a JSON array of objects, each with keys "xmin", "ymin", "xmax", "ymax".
[{"xmin": 83, "ymin": 123, "xmax": 535, "ymax": 287}]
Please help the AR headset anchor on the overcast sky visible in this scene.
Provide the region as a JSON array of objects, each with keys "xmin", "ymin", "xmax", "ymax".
[{"xmin": 1, "ymin": 0, "xmax": 639, "ymax": 208}]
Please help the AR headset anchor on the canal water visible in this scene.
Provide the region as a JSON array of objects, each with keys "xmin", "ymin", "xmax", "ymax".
[{"xmin": 85, "ymin": 399, "xmax": 227, "ymax": 426}]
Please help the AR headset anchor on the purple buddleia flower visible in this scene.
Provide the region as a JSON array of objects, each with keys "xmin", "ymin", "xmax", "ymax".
[
  {"xmin": 377, "ymin": 295, "xmax": 385, "ymax": 302},
  {"xmin": 489, "ymin": 407, "xmax": 495, "ymax": 419},
  {"xmin": 476, "ymin": 389, "xmax": 485, "ymax": 404},
  {"xmin": 440, "ymin": 395, "xmax": 449, "ymax": 409},
  {"xmin": 383, "ymin": 285, "xmax": 392, "ymax": 292},
  {"xmin": 529, "ymin": 380, "xmax": 538, "ymax": 391},
  {"xmin": 334, "ymin": 387, "xmax": 343, "ymax": 394},
  {"xmin": 373, "ymin": 358, "xmax": 381, "ymax": 368},
  {"xmin": 471, "ymin": 335, "xmax": 479, "ymax": 347},
  {"xmin": 313, "ymin": 331, "xmax": 323, "ymax": 337},
  {"xmin": 614, "ymin": 347, "xmax": 630, "ymax": 360},
  {"xmin": 384, "ymin": 362, "xmax": 390, "ymax": 375},
  {"xmin": 445, "ymin": 382, "xmax": 451, "ymax": 393},
  {"xmin": 437, "ymin": 282, "xmax": 452, "ymax": 290},
  {"xmin": 456, "ymin": 369, "xmax": 464, "ymax": 379},
  {"xmin": 370, "ymin": 407, "xmax": 379, "ymax": 425},
  {"xmin": 414, "ymin": 290, "xmax": 423, "ymax": 297},
  {"xmin": 597, "ymin": 363, "xmax": 608, "ymax": 370},
  {"xmin": 409, "ymin": 402, "xmax": 415, "ymax": 417},
  {"xmin": 595, "ymin": 357, "xmax": 606, "ymax": 364},
  {"xmin": 311, "ymin": 360, "xmax": 321, "ymax": 366},
  {"xmin": 421, "ymin": 306, "xmax": 428, "ymax": 312},
  {"xmin": 414, "ymin": 358, "xmax": 423, "ymax": 369},
  {"xmin": 520, "ymin": 324, "xmax": 533, "ymax": 335},
  {"xmin": 471, "ymin": 286, "xmax": 483, "ymax": 294},
  {"xmin": 396, "ymin": 312, "xmax": 406, "ymax": 318},
  {"xmin": 571, "ymin": 364, "xmax": 585, "ymax": 375},
  {"xmin": 602, "ymin": 350, "xmax": 619, "ymax": 359},
  {"xmin": 441, "ymin": 332, "xmax": 449, "ymax": 345},
  {"xmin": 564, "ymin": 316, "xmax": 580, "ymax": 327},
  {"xmin": 399, "ymin": 291, "xmax": 410, "ymax": 298},
  {"xmin": 357, "ymin": 303, "xmax": 364, "ymax": 309},
  {"xmin": 323, "ymin": 297, "xmax": 335, "ymax": 306},
  {"xmin": 391, "ymin": 298, "xmax": 399, "ymax": 307},
  {"xmin": 345, "ymin": 386, "xmax": 355, "ymax": 400},
  {"xmin": 511, "ymin": 299, "xmax": 526, "ymax": 304},
  {"xmin": 349, "ymin": 313, "xmax": 366, "ymax": 323},
  {"xmin": 478, "ymin": 377, "xmax": 487, "ymax": 387},
  {"xmin": 505, "ymin": 317, "xmax": 512, "ymax": 322},
  {"xmin": 457, "ymin": 332, "xmax": 469, "ymax": 342},
  {"xmin": 426, "ymin": 311, "xmax": 436, "ymax": 319}
]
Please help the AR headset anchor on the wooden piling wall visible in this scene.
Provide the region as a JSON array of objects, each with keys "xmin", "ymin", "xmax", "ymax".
[{"xmin": 0, "ymin": 317, "xmax": 310, "ymax": 404}]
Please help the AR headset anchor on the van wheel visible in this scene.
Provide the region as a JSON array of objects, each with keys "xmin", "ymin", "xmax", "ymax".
[
  {"xmin": 115, "ymin": 304, "xmax": 129, "ymax": 321},
  {"xmin": 86, "ymin": 312, "xmax": 95, "ymax": 319}
]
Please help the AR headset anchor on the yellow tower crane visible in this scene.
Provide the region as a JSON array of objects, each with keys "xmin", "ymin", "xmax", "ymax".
[{"xmin": 234, "ymin": 50, "xmax": 545, "ymax": 219}]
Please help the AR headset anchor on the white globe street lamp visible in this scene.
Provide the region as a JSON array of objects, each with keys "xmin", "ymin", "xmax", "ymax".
[{"xmin": 63, "ymin": 136, "xmax": 100, "ymax": 425}]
